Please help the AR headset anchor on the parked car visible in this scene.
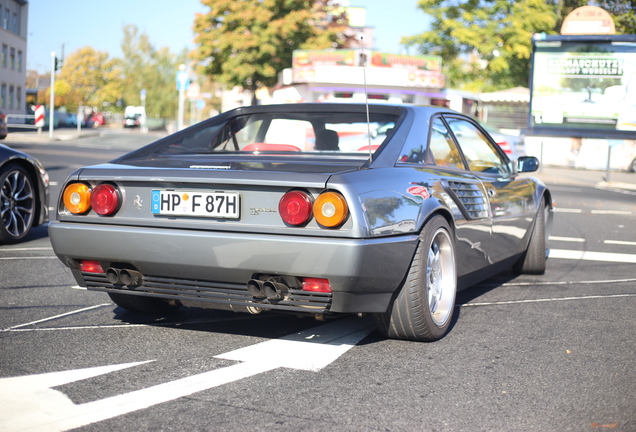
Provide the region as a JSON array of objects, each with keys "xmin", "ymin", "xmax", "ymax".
[
  {"xmin": 123, "ymin": 113, "xmax": 142, "ymax": 128},
  {"xmin": 62, "ymin": 113, "xmax": 78, "ymax": 128},
  {"xmin": 0, "ymin": 144, "xmax": 50, "ymax": 243},
  {"xmin": 85, "ymin": 112, "xmax": 106, "ymax": 128},
  {"xmin": 49, "ymin": 104, "xmax": 551, "ymax": 341},
  {"xmin": 0, "ymin": 112, "xmax": 7, "ymax": 139},
  {"xmin": 481, "ymin": 123, "xmax": 525, "ymax": 158}
]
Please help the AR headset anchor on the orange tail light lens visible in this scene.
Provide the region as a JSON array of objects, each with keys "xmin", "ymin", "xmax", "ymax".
[
  {"xmin": 313, "ymin": 191, "xmax": 348, "ymax": 228},
  {"xmin": 63, "ymin": 183, "xmax": 92, "ymax": 214}
]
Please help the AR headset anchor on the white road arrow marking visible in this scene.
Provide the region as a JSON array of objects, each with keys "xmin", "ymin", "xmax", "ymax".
[{"xmin": 0, "ymin": 316, "xmax": 374, "ymax": 432}]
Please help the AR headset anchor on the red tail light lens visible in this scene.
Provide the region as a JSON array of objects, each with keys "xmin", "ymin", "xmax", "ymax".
[
  {"xmin": 91, "ymin": 184, "xmax": 120, "ymax": 216},
  {"xmin": 279, "ymin": 190, "xmax": 313, "ymax": 225},
  {"xmin": 301, "ymin": 278, "xmax": 332, "ymax": 293}
]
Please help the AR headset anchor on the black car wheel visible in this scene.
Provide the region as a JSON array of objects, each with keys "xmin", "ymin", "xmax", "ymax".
[
  {"xmin": 108, "ymin": 292, "xmax": 181, "ymax": 314},
  {"xmin": 513, "ymin": 199, "xmax": 549, "ymax": 275},
  {"xmin": 374, "ymin": 215, "xmax": 457, "ymax": 341},
  {"xmin": 0, "ymin": 163, "xmax": 36, "ymax": 243}
]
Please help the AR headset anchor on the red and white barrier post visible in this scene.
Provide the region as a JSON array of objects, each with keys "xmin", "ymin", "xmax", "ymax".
[{"xmin": 35, "ymin": 105, "xmax": 45, "ymax": 135}]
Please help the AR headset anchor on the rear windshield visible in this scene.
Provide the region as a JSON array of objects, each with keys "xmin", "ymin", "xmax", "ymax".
[{"xmin": 150, "ymin": 111, "xmax": 400, "ymax": 156}]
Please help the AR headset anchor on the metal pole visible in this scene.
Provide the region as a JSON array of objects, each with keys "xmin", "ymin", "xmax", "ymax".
[
  {"xmin": 177, "ymin": 64, "xmax": 186, "ymax": 131},
  {"xmin": 141, "ymin": 91, "xmax": 147, "ymax": 134},
  {"xmin": 178, "ymin": 87, "xmax": 185, "ymax": 131},
  {"xmin": 77, "ymin": 103, "xmax": 82, "ymax": 134},
  {"xmin": 49, "ymin": 52, "xmax": 55, "ymax": 139},
  {"xmin": 190, "ymin": 98, "xmax": 195, "ymax": 127},
  {"xmin": 605, "ymin": 142, "xmax": 612, "ymax": 182}
]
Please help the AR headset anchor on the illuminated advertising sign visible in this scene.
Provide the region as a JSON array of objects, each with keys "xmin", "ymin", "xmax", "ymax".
[
  {"xmin": 529, "ymin": 35, "xmax": 636, "ymax": 137},
  {"xmin": 290, "ymin": 50, "xmax": 445, "ymax": 89}
]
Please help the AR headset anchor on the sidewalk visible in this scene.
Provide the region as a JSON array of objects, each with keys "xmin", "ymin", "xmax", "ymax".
[
  {"xmin": 529, "ymin": 165, "xmax": 636, "ymax": 192},
  {"xmin": 3, "ymin": 128, "xmax": 100, "ymax": 143}
]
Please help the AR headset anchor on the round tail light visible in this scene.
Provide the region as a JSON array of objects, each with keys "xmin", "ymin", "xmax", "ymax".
[
  {"xmin": 313, "ymin": 191, "xmax": 348, "ymax": 228},
  {"xmin": 63, "ymin": 183, "xmax": 92, "ymax": 214},
  {"xmin": 279, "ymin": 190, "xmax": 313, "ymax": 226},
  {"xmin": 91, "ymin": 184, "xmax": 120, "ymax": 216}
]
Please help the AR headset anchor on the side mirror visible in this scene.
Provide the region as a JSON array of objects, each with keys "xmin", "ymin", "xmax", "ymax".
[{"xmin": 517, "ymin": 156, "xmax": 540, "ymax": 173}]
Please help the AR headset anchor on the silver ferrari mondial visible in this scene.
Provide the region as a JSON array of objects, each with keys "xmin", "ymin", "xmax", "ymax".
[{"xmin": 49, "ymin": 104, "xmax": 551, "ymax": 341}]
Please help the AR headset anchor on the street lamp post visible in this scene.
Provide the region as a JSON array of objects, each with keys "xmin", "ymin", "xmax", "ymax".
[
  {"xmin": 176, "ymin": 64, "xmax": 189, "ymax": 131},
  {"xmin": 49, "ymin": 52, "xmax": 56, "ymax": 139}
]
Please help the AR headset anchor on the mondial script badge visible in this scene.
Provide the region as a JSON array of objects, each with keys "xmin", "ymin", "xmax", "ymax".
[{"xmin": 133, "ymin": 195, "xmax": 143, "ymax": 210}]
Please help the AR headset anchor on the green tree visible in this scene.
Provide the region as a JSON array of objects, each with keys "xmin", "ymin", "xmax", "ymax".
[
  {"xmin": 192, "ymin": 0, "xmax": 348, "ymax": 101},
  {"xmin": 403, "ymin": 0, "xmax": 557, "ymax": 91},
  {"xmin": 119, "ymin": 25, "xmax": 188, "ymax": 118},
  {"xmin": 56, "ymin": 46, "xmax": 122, "ymax": 111},
  {"xmin": 404, "ymin": 0, "xmax": 636, "ymax": 91}
]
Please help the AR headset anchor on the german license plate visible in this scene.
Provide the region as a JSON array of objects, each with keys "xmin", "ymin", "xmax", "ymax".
[{"xmin": 151, "ymin": 190, "xmax": 240, "ymax": 218}]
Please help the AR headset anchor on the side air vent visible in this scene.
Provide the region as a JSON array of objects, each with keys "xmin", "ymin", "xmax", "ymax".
[{"xmin": 445, "ymin": 181, "xmax": 489, "ymax": 220}]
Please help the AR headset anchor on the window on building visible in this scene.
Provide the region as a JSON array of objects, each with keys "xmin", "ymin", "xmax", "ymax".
[
  {"xmin": 17, "ymin": 50, "xmax": 22, "ymax": 72},
  {"xmin": 3, "ymin": 8, "xmax": 8, "ymax": 30},
  {"xmin": 2, "ymin": 84, "xmax": 7, "ymax": 108},
  {"xmin": 10, "ymin": 47, "xmax": 15, "ymax": 70},
  {"xmin": 16, "ymin": 86, "xmax": 21, "ymax": 110},
  {"xmin": 11, "ymin": 12, "xmax": 17, "ymax": 34},
  {"xmin": 1, "ymin": 45, "xmax": 6, "ymax": 68},
  {"xmin": 9, "ymin": 85, "xmax": 14, "ymax": 109}
]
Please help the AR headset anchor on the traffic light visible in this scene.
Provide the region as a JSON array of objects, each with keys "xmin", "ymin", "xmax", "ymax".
[{"xmin": 54, "ymin": 57, "xmax": 61, "ymax": 71}]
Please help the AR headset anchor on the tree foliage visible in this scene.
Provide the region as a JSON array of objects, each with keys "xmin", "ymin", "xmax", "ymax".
[
  {"xmin": 192, "ymin": 0, "xmax": 348, "ymax": 94},
  {"xmin": 403, "ymin": 0, "xmax": 557, "ymax": 91},
  {"xmin": 56, "ymin": 46, "xmax": 122, "ymax": 111},
  {"xmin": 120, "ymin": 25, "xmax": 188, "ymax": 118},
  {"xmin": 404, "ymin": 0, "xmax": 636, "ymax": 91}
]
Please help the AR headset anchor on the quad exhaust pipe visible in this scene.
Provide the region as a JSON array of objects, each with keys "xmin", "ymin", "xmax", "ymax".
[
  {"xmin": 106, "ymin": 267, "xmax": 143, "ymax": 287},
  {"xmin": 247, "ymin": 279, "xmax": 289, "ymax": 301}
]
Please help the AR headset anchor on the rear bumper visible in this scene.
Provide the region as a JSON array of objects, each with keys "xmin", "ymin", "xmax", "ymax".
[{"xmin": 49, "ymin": 221, "xmax": 417, "ymax": 313}]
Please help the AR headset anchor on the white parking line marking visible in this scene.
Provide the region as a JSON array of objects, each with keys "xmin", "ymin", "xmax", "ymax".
[
  {"xmin": 549, "ymin": 249, "xmax": 636, "ymax": 264},
  {"xmin": 605, "ymin": 240, "xmax": 636, "ymax": 246},
  {"xmin": 549, "ymin": 236, "xmax": 585, "ymax": 243},
  {"xmin": 483, "ymin": 277, "xmax": 636, "ymax": 287},
  {"xmin": 0, "ymin": 317, "xmax": 374, "ymax": 432},
  {"xmin": 590, "ymin": 210, "xmax": 632, "ymax": 215},
  {"xmin": 0, "ymin": 256, "xmax": 58, "ymax": 260},
  {"xmin": 553, "ymin": 208, "xmax": 582, "ymax": 213},
  {"xmin": 2, "ymin": 304, "xmax": 111, "ymax": 331},
  {"xmin": 462, "ymin": 293, "xmax": 636, "ymax": 307},
  {"xmin": 0, "ymin": 247, "xmax": 53, "ymax": 251}
]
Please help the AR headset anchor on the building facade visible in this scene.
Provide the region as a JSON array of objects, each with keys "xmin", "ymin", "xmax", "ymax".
[{"xmin": 0, "ymin": 0, "xmax": 28, "ymax": 116}]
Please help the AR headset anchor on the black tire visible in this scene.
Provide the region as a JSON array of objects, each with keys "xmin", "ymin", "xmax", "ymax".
[
  {"xmin": 0, "ymin": 163, "xmax": 36, "ymax": 244},
  {"xmin": 108, "ymin": 292, "xmax": 181, "ymax": 314},
  {"xmin": 513, "ymin": 199, "xmax": 549, "ymax": 275},
  {"xmin": 374, "ymin": 215, "xmax": 457, "ymax": 341}
]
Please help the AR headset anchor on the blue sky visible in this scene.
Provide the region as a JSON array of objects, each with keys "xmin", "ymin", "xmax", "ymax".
[{"xmin": 26, "ymin": 0, "xmax": 430, "ymax": 72}]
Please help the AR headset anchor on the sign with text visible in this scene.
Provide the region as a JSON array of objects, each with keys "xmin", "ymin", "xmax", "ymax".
[{"xmin": 529, "ymin": 35, "xmax": 636, "ymax": 136}]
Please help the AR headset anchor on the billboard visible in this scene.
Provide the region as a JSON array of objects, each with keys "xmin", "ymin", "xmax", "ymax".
[{"xmin": 529, "ymin": 35, "xmax": 636, "ymax": 137}]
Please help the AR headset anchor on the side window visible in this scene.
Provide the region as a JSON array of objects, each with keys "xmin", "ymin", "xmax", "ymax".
[
  {"xmin": 429, "ymin": 117, "xmax": 465, "ymax": 169},
  {"xmin": 445, "ymin": 117, "xmax": 509, "ymax": 175}
]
